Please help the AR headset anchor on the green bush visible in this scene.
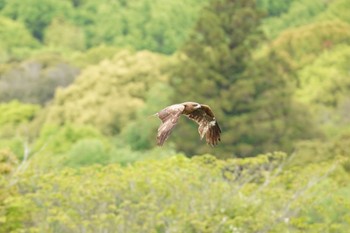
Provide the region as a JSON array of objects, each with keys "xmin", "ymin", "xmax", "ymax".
[
  {"xmin": 294, "ymin": 45, "xmax": 350, "ymax": 135},
  {"xmin": 44, "ymin": 18, "xmax": 86, "ymax": 51},
  {"xmin": 69, "ymin": 45, "xmax": 121, "ymax": 68},
  {"xmin": 2, "ymin": 152, "xmax": 348, "ymax": 232},
  {"xmin": 0, "ymin": 138, "xmax": 24, "ymax": 160},
  {"xmin": 34, "ymin": 124, "xmax": 106, "ymax": 154},
  {"xmin": 261, "ymin": 0, "xmax": 329, "ymax": 39},
  {"xmin": 64, "ymin": 138, "xmax": 110, "ymax": 167},
  {"xmin": 0, "ymin": 101, "xmax": 40, "ymax": 127},
  {"xmin": 0, "ymin": 16, "xmax": 39, "ymax": 62},
  {"xmin": 46, "ymin": 50, "xmax": 171, "ymax": 135}
]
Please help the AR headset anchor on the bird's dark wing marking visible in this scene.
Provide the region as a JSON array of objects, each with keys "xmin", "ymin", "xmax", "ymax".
[{"xmin": 185, "ymin": 104, "xmax": 221, "ymax": 146}]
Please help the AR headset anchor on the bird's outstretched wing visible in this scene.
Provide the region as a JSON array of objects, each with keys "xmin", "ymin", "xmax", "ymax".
[
  {"xmin": 184, "ymin": 104, "xmax": 221, "ymax": 146},
  {"xmin": 156, "ymin": 104, "xmax": 185, "ymax": 146}
]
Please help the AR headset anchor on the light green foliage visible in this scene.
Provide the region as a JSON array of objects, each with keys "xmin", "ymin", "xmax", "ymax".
[
  {"xmin": 44, "ymin": 18, "xmax": 86, "ymax": 51},
  {"xmin": 121, "ymin": 83, "xmax": 175, "ymax": 150},
  {"xmin": 318, "ymin": 0, "xmax": 350, "ymax": 23},
  {"xmin": 0, "ymin": 0, "xmax": 5, "ymax": 10},
  {"xmin": 261, "ymin": 0, "xmax": 350, "ymax": 39},
  {"xmin": 32, "ymin": 117, "xmax": 176, "ymax": 168},
  {"xmin": 0, "ymin": 101, "xmax": 40, "ymax": 128},
  {"xmin": 261, "ymin": 0, "xmax": 329, "ymax": 38},
  {"xmin": 31, "ymin": 121, "xmax": 175, "ymax": 168},
  {"xmin": 257, "ymin": 0, "xmax": 294, "ymax": 17},
  {"xmin": 2, "ymin": 153, "xmax": 349, "ymax": 232},
  {"xmin": 46, "ymin": 50, "xmax": 170, "ymax": 134},
  {"xmin": 0, "ymin": 101, "xmax": 41, "ymax": 161},
  {"xmin": 295, "ymin": 45, "xmax": 350, "ymax": 133},
  {"xmin": 0, "ymin": 149, "xmax": 21, "ymax": 233},
  {"xmin": 292, "ymin": 129, "xmax": 350, "ymax": 168},
  {"xmin": 64, "ymin": 139, "xmax": 110, "ymax": 167},
  {"xmin": 77, "ymin": 0, "xmax": 209, "ymax": 53},
  {"xmin": 34, "ymin": 124, "xmax": 105, "ymax": 154},
  {"xmin": 262, "ymin": 11, "xmax": 350, "ymax": 142},
  {"xmin": 271, "ymin": 20, "xmax": 350, "ymax": 68},
  {"xmin": 0, "ymin": 149, "xmax": 18, "ymax": 175},
  {"xmin": 30, "ymin": 124, "xmax": 122, "ymax": 169},
  {"xmin": 0, "ymin": 16, "xmax": 39, "ymax": 62},
  {"xmin": 70, "ymin": 45, "xmax": 121, "ymax": 68},
  {"xmin": 101, "ymin": 140, "xmax": 176, "ymax": 166},
  {"xmin": 0, "ymin": 138, "xmax": 25, "ymax": 161},
  {"xmin": 0, "ymin": 0, "xmax": 209, "ymax": 54}
]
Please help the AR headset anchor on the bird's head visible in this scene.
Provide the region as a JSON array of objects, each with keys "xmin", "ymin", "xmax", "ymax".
[{"xmin": 182, "ymin": 102, "xmax": 201, "ymax": 113}]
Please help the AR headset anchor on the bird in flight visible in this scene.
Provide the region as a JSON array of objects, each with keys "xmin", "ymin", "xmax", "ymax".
[{"xmin": 155, "ymin": 102, "xmax": 221, "ymax": 146}]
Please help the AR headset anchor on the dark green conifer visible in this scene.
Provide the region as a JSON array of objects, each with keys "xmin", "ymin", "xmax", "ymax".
[{"xmin": 171, "ymin": 0, "xmax": 317, "ymax": 157}]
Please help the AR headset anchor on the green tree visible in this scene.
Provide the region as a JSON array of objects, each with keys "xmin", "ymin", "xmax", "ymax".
[
  {"xmin": 70, "ymin": 45, "xmax": 121, "ymax": 68},
  {"xmin": 0, "ymin": 149, "xmax": 18, "ymax": 176},
  {"xmin": 0, "ymin": 0, "xmax": 210, "ymax": 54},
  {"xmin": 0, "ymin": 16, "xmax": 39, "ymax": 62},
  {"xmin": 64, "ymin": 138, "xmax": 110, "ymax": 167},
  {"xmin": 0, "ymin": 0, "xmax": 6, "ymax": 10},
  {"xmin": 261, "ymin": 0, "xmax": 331, "ymax": 39},
  {"xmin": 46, "ymin": 50, "xmax": 171, "ymax": 135},
  {"xmin": 171, "ymin": 0, "xmax": 316, "ymax": 157},
  {"xmin": 270, "ymin": 20, "xmax": 350, "ymax": 68},
  {"xmin": 256, "ymin": 0, "xmax": 294, "ymax": 17},
  {"xmin": 224, "ymin": 51, "xmax": 317, "ymax": 156},
  {"xmin": 294, "ymin": 45, "xmax": 350, "ymax": 136},
  {"xmin": 0, "ymin": 149, "xmax": 22, "ymax": 233},
  {"xmin": 34, "ymin": 124, "xmax": 105, "ymax": 154},
  {"xmin": 73, "ymin": 0, "xmax": 210, "ymax": 53},
  {"xmin": 0, "ymin": 101, "xmax": 40, "ymax": 128},
  {"xmin": 120, "ymin": 83, "xmax": 175, "ymax": 150},
  {"xmin": 44, "ymin": 18, "xmax": 86, "ymax": 51},
  {"xmin": 1, "ymin": 0, "xmax": 74, "ymax": 40},
  {"xmin": 318, "ymin": 0, "xmax": 350, "ymax": 24}
]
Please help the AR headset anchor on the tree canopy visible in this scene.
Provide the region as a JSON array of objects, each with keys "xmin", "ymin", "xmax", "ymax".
[
  {"xmin": 170, "ymin": 0, "xmax": 317, "ymax": 157},
  {"xmin": 46, "ymin": 50, "xmax": 170, "ymax": 134}
]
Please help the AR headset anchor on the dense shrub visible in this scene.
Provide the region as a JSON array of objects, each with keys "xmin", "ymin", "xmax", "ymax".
[
  {"xmin": 1, "ymin": 153, "xmax": 348, "ymax": 232},
  {"xmin": 0, "ymin": 101, "xmax": 40, "ymax": 127},
  {"xmin": 46, "ymin": 50, "xmax": 171, "ymax": 135}
]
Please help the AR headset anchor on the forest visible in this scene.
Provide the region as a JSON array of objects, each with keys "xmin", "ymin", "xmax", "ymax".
[{"xmin": 1, "ymin": 0, "xmax": 350, "ymax": 232}]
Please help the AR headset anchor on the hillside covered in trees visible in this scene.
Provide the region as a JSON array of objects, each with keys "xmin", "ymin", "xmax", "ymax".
[{"xmin": 1, "ymin": 0, "xmax": 350, "ymax": 232}]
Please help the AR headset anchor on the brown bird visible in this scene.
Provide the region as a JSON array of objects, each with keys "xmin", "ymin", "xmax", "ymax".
[{"xmin": 155, "ymin": 102, "xmax": 221, "ymax": 146}]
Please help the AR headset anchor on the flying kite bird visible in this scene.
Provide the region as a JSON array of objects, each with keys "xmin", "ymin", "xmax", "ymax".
[{"xmin": 155, "ymin": 102, "xmax": 221, "ymax": 146}]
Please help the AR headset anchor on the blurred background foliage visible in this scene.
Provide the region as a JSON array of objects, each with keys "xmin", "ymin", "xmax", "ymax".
[{"xmin": 0, "ymin": 0, "xmax": 350, "ymax": 232}]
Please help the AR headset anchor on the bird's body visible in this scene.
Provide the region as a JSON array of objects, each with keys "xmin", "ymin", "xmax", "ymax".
[{"xmin": 155, "ymin": 102, "xmax": 221, "ymax": 146}]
